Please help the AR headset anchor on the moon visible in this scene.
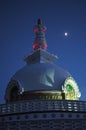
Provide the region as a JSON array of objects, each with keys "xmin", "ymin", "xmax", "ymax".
[{"xmin": 64, "ymin": 32, "xmax": 68, "ymax": 36}]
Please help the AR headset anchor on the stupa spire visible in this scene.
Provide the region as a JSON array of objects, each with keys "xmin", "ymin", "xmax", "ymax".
[
  {"xmin": 24, "ymin": 19, "xmax": 57, "ymax": 64},
  {"xmin": 33, "ymin": 19, "xmax": 48, "ymax": 50},
  {"xmin": 37, "ymin": 18, "xmax": 42, "ymax": 25}
]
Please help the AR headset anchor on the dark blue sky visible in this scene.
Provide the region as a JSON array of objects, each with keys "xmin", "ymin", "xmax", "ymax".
[{"xmin": 0, "ymin": 0, "xmax": 86, "ymax": 103}]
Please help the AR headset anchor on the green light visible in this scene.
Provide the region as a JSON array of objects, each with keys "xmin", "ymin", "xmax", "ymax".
[{"xmin": 66, "ymin": 84, "xmax": 73, "ymax": 91}]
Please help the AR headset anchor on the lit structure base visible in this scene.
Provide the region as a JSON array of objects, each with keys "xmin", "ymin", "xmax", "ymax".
[{"xmin": 0, "ymin": 100, "xmax": 86, "ymax": 129}]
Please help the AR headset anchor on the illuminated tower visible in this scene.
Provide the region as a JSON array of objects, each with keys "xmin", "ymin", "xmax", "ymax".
[{"xmin": 0, "ymin": 19, "xmax": 86, "ymax": 130}]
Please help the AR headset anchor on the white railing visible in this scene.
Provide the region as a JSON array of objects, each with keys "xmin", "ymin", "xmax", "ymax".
[{"xmin": 0, "ymin": 100, "xmax": 86, "ymax": 115}]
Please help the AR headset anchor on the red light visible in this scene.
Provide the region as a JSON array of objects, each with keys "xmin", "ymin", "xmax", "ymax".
[
  {"xmin": 34, "ymin": 28, "xmax": 38, "ymax": 33},
  {"xmin": 33, "ymin": 43, "xmax": 39, "ymax": 48},
  {"xmin": 42, "ymin": 43, "xmax": 48, "ymax": 48},
  {"xmin": 33, "ymin": 42, "xmax": 48, "ymax": 49}
]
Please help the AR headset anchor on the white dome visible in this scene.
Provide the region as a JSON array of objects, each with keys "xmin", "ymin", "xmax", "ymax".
[{"xmin": 11, "ymin": 62, "xmax": 71, "ymax": 91}]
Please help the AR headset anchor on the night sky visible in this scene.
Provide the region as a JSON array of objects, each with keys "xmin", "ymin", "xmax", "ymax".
[{"xmin": 0, "ymin": 0, "xmax": 86, "ymax": 103}]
